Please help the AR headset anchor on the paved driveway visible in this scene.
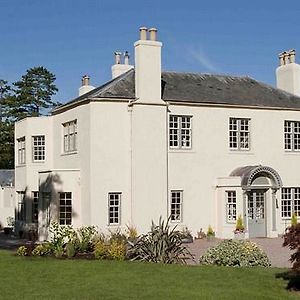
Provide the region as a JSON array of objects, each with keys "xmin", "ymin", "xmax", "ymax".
[{"xmin": 188, "ymin": 237, "xmax": 293, "ymax": 268}]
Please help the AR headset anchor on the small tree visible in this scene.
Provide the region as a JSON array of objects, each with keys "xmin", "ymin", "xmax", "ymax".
[
  {"xmin": 235, "ymin": 214, "xmax": 245, "ymax": 233},
  {"xmin": 283, "ymin": 223, "xmax": 300, "ymax": 270},
  {"xmin": 291, "ymin": 213, "xmax": 298, "ymax": 227},
  {"xmin": 11, "ymin": 66, "xmax": 59, "ymax": 119}
]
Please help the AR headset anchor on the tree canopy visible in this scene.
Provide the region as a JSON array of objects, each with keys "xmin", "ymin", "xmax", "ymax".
[{"xmin": 0, "ymin": 66, "xmax": 59, "ymax": 169}]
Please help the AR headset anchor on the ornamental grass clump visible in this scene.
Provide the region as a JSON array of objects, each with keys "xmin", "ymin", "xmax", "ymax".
[
  {"xmin": 128, "ymin": 217, "xmax": 194, "ymax": 264},
  {"xmin": 199, "ymin": 239, "xmax": 271, "ymax": 267}
]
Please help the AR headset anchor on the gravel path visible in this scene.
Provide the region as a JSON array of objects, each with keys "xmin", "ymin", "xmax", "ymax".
[{"xmin": 187, "ymin": 237, "xmax": 293, "ymax": 268}]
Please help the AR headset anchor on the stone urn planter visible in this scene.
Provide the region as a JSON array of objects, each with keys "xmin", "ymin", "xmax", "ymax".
[{"xmin": 3, "ymin": 227, "xmax": 13, "ymax": 235}]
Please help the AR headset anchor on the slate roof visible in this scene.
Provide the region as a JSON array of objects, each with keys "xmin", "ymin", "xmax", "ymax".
[
  {"xmin": 54, "ymin": 69, "xmax": 300, "ymax": 111},
  {"xmin": 0, "ymin": 170, "xmax": 15, "ymax": 187}
]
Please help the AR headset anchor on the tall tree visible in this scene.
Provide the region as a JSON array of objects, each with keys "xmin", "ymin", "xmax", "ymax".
[
  {"xmin": 0, "ymin": 79, "xmax": 14, "ymax": 169},
  {"xmin": 12, "ymin": 66, "xmax": 59, "ymax": 119}
]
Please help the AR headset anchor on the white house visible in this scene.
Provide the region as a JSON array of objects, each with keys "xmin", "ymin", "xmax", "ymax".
[
  {"xmin": 0, "ymin": 170, "xmax": 15, "ymax": 227},
  {"xmin": 14, "ymin": 27, "xmax": 300, "ymax": 240}
]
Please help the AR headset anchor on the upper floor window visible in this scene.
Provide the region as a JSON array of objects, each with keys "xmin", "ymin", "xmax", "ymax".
[
  {"xmin": 108, "ymin": 192, "xmax": 121, "ymax": 225},
  {"xmin": 169, "ymin": 115, "xmax": 192, "ymax": 149},
  {"xmin": 229, "ymin": 118, "xmax": 250, "ymax": 150},
  {"xmin": 59, "ymin": 192, "xmax": 72, "ymax": 225},
  {"xmin": 63, "ymin": 120, "xmax": 77, "ymax": 153},
  {"xmin": 17, "ymin": 137, "xmax": 26, "ymax": 164},
  {"xmin": 226, "ymin": 191, "xmax": 237, "ymax": 222},
  {"xmin": 284, "ymin": 120, "xmax": 300, "ymax": 151},
  {"xmin": 281, "ymin": 188, "xmax": 300, "ymax": 218},
  {"xmin": 32, "ymin": 135, "xmax": 45, "ymax": 162},
  {"xmin": 170, "ymin": 190, "xmax": 183, "ymax": 222}
]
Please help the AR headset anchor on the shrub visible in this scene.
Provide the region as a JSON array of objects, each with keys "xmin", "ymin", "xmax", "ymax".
[
  {"xmin": 283, "ymin": 223, "xmax": 300, "ymax": 270},
  {"xmin": 291, "ymin": 213, "xmax": 298, "ymax": 227},
  {"xmin": 128, "ymin": 217, "xmax": 193, "ymax": 264},
  {"xmin": 235, "ymin": 215, "xmax": 245, "ymax": 233},
  {"xmin": 94, "ymin": 240, "xmax": 108, "ymax": 259},
  {"xmin": 16, "ymin": 246, "xmax": 28, "ymax": 256},
  {"xmin": 32, "ymin": 243, "xmax": 52, "ymax": 257},
  {"xmin": 77, "ymin": 226, "xmax": 97, "ymax": 253},
  {"xmin": 108, "ymin": 228, "xmax": 127, "ymax": 243},
  {"xmin": 66, "ymin": 242, "xmax": 76, "ymax": 258},
  {"xmin": 126, "ymin": 225, "xmax": 138, "ymax": 240},
  {"xmin": 107, "ymin": 240, "xmax": 126, "ymax": 261},
  {"xmin": 207, "ymin": 225, "xmax": 215, "ymax": 237},
  {"xmin": 199, "ymin": 239, "xmax": 271, "ymax": 267}
]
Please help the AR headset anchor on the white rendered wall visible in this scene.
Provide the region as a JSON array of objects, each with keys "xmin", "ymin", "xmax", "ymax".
[{"xmin": 0, "ymin": 187, "xmax": 15, "ymax": 227}]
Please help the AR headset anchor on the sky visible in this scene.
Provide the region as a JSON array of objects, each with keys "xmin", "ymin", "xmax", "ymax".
[{"xmin": 1, "ymin": 0, "xmax": 300, "ymax": 104}]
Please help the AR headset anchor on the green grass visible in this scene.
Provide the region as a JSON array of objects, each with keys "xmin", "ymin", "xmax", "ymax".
[{"xmin": 0, "ymin": 250, "xmax": 298, "ymax": 300}]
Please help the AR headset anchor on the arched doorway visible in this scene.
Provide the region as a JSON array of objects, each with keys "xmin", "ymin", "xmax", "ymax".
[{"xmin": 230, "ymin": 165, "xmax": 282, "ymax": 238}]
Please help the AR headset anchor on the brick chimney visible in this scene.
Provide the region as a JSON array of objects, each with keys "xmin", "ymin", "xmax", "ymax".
[{"xmin": 276, "ymin": 49, "xmax": 300, "ymax": 96}]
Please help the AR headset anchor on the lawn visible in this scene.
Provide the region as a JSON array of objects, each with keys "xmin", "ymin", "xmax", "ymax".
[{"xmin": 0, "ymin": 250, "xmax": 298, "ymax": 300}]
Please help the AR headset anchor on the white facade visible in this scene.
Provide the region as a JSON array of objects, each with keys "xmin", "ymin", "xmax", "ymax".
[{"xmin": 14, "ymin": 28, "xmax": 300, "ymax": 240}]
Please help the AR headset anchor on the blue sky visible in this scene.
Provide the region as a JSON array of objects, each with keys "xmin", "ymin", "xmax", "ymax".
[{"xmin": 1, "ymin": 0, "xmax": 300, "ymax": 103}]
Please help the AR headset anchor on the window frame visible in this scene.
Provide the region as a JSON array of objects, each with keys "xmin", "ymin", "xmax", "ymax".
[
  {"xmin": 226, "ymin": 190, "xmax": 237, "ymax": 223},
  {"xmin": 108, "ymin": 192, "xmax": 121, "ymax": 226},
  {"xmin": 62, "ymin": 120, "xmax": 77, "ymax": 153},
  {"xmin": 170, "ymin": 190, "xmax": 183, "ymax": 223},
  {"xmin": 284, "ymin": 120, "xmax": 300, "ymax": 152},
  {"xmin": 59, "ymin": 192, "xmax": 72, "ymax": 225},
  {"xmin": 17, "ymin": 137, "xmax": 26, "ymax": 165},
  {"xmin": 229, "ymin": 117, "xmax": 251, "ymax": 151},
  {"xmin": 169, "ymin": 115, "xmax": 192, "ymax": 150},
  {"xmin": 281, "ymin": 187, "xmax": 300, "ymax": 219},
  {"xmin": 32, "ymin": 135, "xmax": 46, "ymax": 162},
  {"xmin": 17, "ymin": 191, "xmax": 25, "ymax": 221},
  {"xmin": 32, "ymin": 191, "xmax": 39, "ymax": 223}
]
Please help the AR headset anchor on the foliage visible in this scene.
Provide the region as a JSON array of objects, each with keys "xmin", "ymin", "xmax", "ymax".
[
  {"xmin": 283, "ymin": 223, "xmax": 300, "ymax": 270},
  {"xmin": 94, "ymin": 240, "xmax": 108, "ymax": 260},
  {"xmin": 235, "ymin": 215, "xmax": 245, "ymax": 233},
  {"xmin": 77, "ymin": 225, "xmax": 97, "ymax": 253},
  {"xmin": 32, "ymin": 243, "xmax": 53, "ymax": 257},
  {"xmin": 107, "ymin": 240, "xmax": 126, "ymax": 261},
  {"xmin": 291, "ymin": 213, "xmax": 298, "ymax": 227},
  {"xmin": 180, "ymin": 226, "xmax": 193, "ymax": 242},
  {"xmin": 49, "ymin": 221, "xmax": 75, "ymax": 257},
  {"xmin": 66, "ymin": 242, "xmax": 76, "ymax": 258},
  {"xmin": 0, "ymin": 121, "xmax": 14, "ymax": 169},
  {"xmin": 128, "ymin": 217, "xmax": 194, "ymax": 264},
  {"xmin": 16, "ymin": 246, "xmax": 28, "ymax": 256},
  {"xmin": 197, "ymin": 228, "xmax": 206, "ymax": 239},
  {"xmin": 206, "ymin": 225, "xmax": 215, "ymax": 237},
  {"xmin": 6, "ymin": 216, "xmax": 15, "ymax": 227},
  {"xmin": 108, "ymin": 228, "xmax": 127, "ymax": 243},
  {"xmin": 9, "ymin": 66, "xmax": 59, "ymax": 120},
  {"xmin": 126, "ymin": 224, "xmax": 138, "ymax": 240},
  {"xmin": 199, "ymin": 239, "xmax": 271, "ymax": 267}
]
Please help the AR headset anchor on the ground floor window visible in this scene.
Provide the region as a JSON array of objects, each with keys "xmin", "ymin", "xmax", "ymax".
[
  {"xmin": 108, "ymin": 193, "xmax": 121, "ymax": 225},
  {"xmin": 281, "ymin": 188, "xmax": 300, "ymax": 218},
  {"xmin": 59, "ymin": 192, "xmax": 72, "ymax": 225},
  {"xmin": 32, "ymin": 191, "xmax": 39, "ymax": 223},
  {"xmin": 170, "ymin": 190, "xmax": 182, "ymax": 222},
  {"xmin": 226, "ymin": 191, "xmax": 237, "ymax": 222},
  {"xmin": 17, "ymin": 191, "xmax": 25, "ymax": 221}
]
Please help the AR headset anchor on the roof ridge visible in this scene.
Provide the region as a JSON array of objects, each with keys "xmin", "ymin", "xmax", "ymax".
[{"xmin": 162, "ymin": 70, "xmax": 249, "ymax": 79}]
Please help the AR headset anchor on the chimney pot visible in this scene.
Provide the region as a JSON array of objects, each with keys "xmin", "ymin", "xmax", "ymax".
[
  {"xmin": 139, "ymin": 26, "xmax": 148, "ymax": 40},
  {"xmin": 114, "ymin": 51, "xmax": 122, "ymax": 64},
  {"xmin": 124, "ymin": 51, "xmax": 130, "ymax": 65},
  {"xmin": 289, "ymin": 49, "xmax": 296, "ymax": 63},
  {"xmin": 82, "ymin": 75, "xmax": 90, "ymax": 86},
  {"xmin": 279, "ymin": 52, "xmax": 285, "ymax": 66},
  {"xmin": 148, "ymin": 28, "xmax": 158, "ymax": 41}
]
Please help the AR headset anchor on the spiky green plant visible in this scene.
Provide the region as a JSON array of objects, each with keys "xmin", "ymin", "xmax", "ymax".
[
  {"xmin": 128, "ymin": 217, "xmax": 194, "ymax": 264},
  {"xmin": 235, "ymin": 215, "xmax": 245, "ymax": 233}
]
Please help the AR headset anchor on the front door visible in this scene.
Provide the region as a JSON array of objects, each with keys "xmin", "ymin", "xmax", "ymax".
[{"xmin": 248, "ymin": 190, "xmax": 266, "ymax": 237}]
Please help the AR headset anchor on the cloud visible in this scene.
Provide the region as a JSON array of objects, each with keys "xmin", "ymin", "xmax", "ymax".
[{"xmin": 187, "ymin": 46, "xmax": 220, "ymax": 73}]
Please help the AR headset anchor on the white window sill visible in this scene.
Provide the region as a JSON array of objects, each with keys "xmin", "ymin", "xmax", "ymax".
[
  {"xmin": 61, "ymin": 151, "xmax": 78, "ymax": 156},
  {"xmin": 228, "ymin": 150, "xmax": 254, "ymax": 155},
  {"xmin": 16, "ymin": 164, "xmax": 26, "ymax": 168},
  {"xmin": 32, "ymin": 161, "xmax": 45, "ymax": 164},
  {"xmin": 284, "ymin": 151, "xmax": 300, "ymax": 155}
]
